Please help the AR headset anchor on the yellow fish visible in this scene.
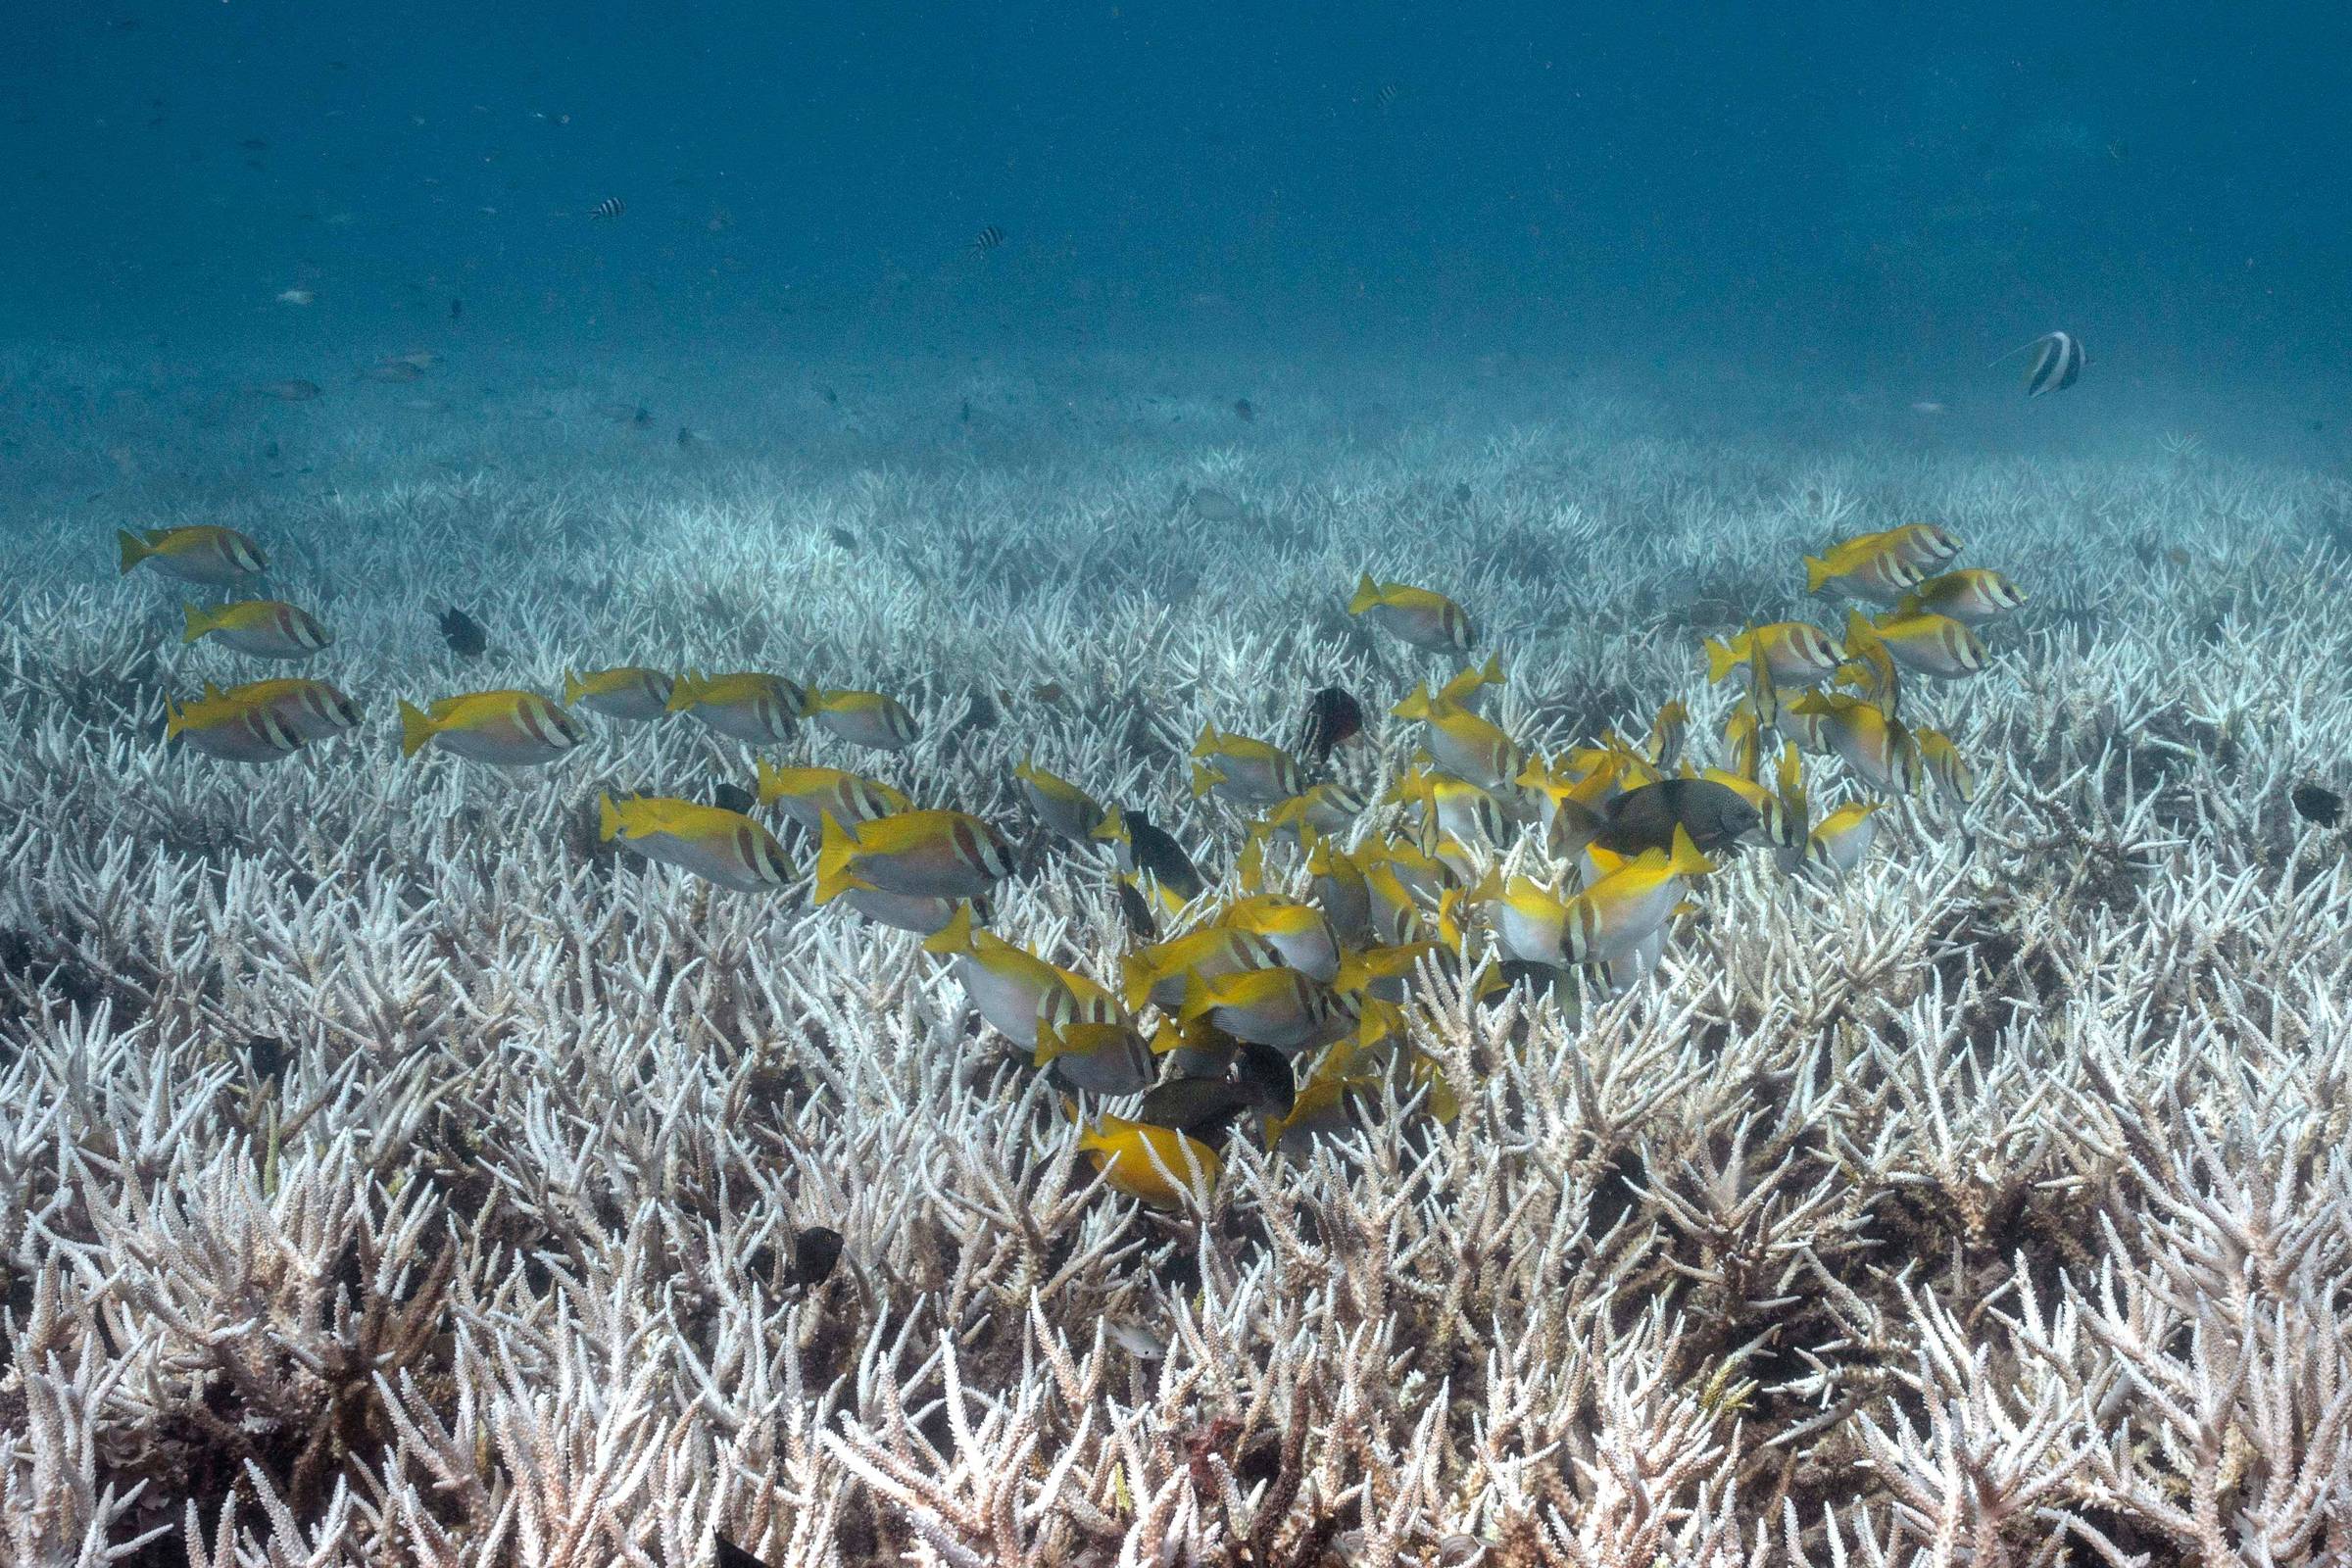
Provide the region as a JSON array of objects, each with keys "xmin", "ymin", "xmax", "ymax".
[
  {"xmin": 1458, "ymin": 869, "xmax": 1572, "ymax": 967},
  {"xmin": 118, "ymin": 525, "xmax": 265, "ymax": 585},
  {"xmin": 599, "ymin": 794, "xmax": 793, "ymax": 892},
  {"xmin": 1864, "ymin": 523, "xmax": 1964, "ymax": 571},
  {"xmin": 564, "ymin": 666, "xmax": 675, "ymax": 721},
  {"xmin": 165, "ymin": 688, "xmax": 304, "ymax": 763},
  {"xmin": 1803, "ymin": 537, "xmax": 1924, "ymax": 606},
  {"xmin": 1033, "ymin": 974, "xmax": 1152, "ymax": 1095},
  {"xmin": 815, "ymin": 808, "xmax": 1011, "ymax": 903},
  {"xmin": 1855, "ymin": 609, "xmax": 1985, "ymax": 680},
  {"xmin": 1808, "ymin": 802, "xmax": 1883, "ymax": 873},
  {"xmin": 1563, "ymin": 826, "xmax": 1714, "ymax": 966},
  {"xmin": 755, "ymin": 761, "xmax": 909, "ymax": 836},
  {"xmin": 181, "ymin": 600, "xmax": 330, "ymax": 660},
  {"xmin": 1304, "ymin": 835, "xmax": 1374, "ymax": 945},
  {"xmin": 1347, "ymin": 572, "xmax": 1475, "ymax": 652},
  {"xmin": 1703, "ymin": 621, "xmax": 1844, "ymax": 686},
  {"xmin": 1915, "ymin": 727, "xmax": 1977, "ymax": 807},
  {"xmin": 922, "ymin": 903, "xmax": 1062, "ymax": 1048},
  {"xmin": 1178, "ymin": 966, "xmax": 1352, "ymax": 1054},
  {"xmin": 666, "ymin": 669, "xmax": 805, "ymax": 744},
  {"xmin": 1256, "ymin": 782, "xmax": 1367, "ymax": 843},
  {"xmin": 1075, "ymin": 1114, "xmax": 1221, "ymax": 1209},
  {"xmin": 1788, "ymin": 692, "xmax": 1921, "ymax": 796},
  {"xmin": 1390, "ymin": 765, "xmax": 1513, "ymax": 851},
  {"xmin": 207, "ymin": 678, "xmax": 361, "ymax": 742},
  {"xmin": 1014, "ymin": 757, "xmax": 1105, "ymax": 843},
  {"xmin": 1189, "ymin": 726, "xmax": 1302, "ymax": 807},
  {"xmin": 806, "ymin": 688, "xmax": 920, "ymax": 750},
  {"xmin": 1121, "ymin": 924, "xmax": 1281, "ymax": 1011},
  {"xmin": 1643, "ymin": 700, "xmax": 1690, "ymax": 768},
  {"xmin": 1895, "ymin": 568, "xmax": 2027, "ymax": 625},
  {"xmin": 399, "ymin": 690, "xmax": 585, "ymax": 764},
  {"xmin": 1392, "ymin": 686, "xmax": 1525, "ymax": 790},
  {"xmin": 1215, "ymin": 894, "xmax": 1341, "ymax": 982}
]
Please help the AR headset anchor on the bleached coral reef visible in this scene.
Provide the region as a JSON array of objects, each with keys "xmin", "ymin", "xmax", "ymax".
[{"xmin": 4, "ymin": 353, "xmax": 2351, "ymax": 1566}]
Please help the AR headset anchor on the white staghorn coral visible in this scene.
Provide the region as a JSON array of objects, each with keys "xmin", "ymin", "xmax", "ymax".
[{"xmin": 3, "ymin": 349, "xmax": 2352, "ymax": 1568}]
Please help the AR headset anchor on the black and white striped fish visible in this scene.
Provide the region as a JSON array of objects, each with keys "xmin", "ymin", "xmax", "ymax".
[
  {"xmin": 589, "ymin": 197, "xmax": 625, "ymax": 220},
  {"xmin": 1998, "ymin": 330, "xmax": 2084, "ymax": 397},
  {"xmin": 970, "ymin": 223, "xmax": 1004, "ymax": 256},
  {"xmin": 1376, "ymin": 82, "xmax": 1400, "ymax": 113}
]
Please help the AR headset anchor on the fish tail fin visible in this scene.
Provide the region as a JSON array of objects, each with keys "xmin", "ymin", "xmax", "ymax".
[
  {"xmin": 1236, "ymin": 825, "xmax": 1267, "ymax": 892},
  {"xmin": 1703, "ymin": 635, "xmax": 1743, "ymax": 684},
  {"xmin": 1188, "ymin": 761, "xmax": 1224, "ymax": 799},
  {"xmin": 164, "ymin": 699, "xmax": 188, "ymax": 740},
  {"xmin": 1189, "ymin": 723, "xmax": 1217, "ymax": 759},
  {"xmin": 919, "ymin": 901, "xmax": 976, "ymax": 956},
  {"xmin": 1031, "ymin": 1016, "xmax": 1074, "ymax": 1068},
  {"xmin": 813, "ymin": 812, "xmax": 865, "ymax": 904},
  {"xmin": 1176, "ymin": 968, "xmax": 1215, "ymax": 1024},
  {"xmin": 753, "ymin": 759, "xmax": 785, "ymax": 807},
  {"xmin": 178, "ymin": 603, "xmax": 216, "ymax": 643},
  {"xmin": 598, "ymin": 794, "xmax": 623, "ymax": 843},
  {"xmin": 1392, "ymin": 683, "xmax": 1433, "ymax": 721},
  {"xmin": 1803, "ymin": 556, "xmax": 1835, "ymax": 594},
  {"xmin": 1843, "ymin": 608, "xmax": 1881, "ymax": 652},
  {"xmin": 664, "ymin": 669, "xmax": 704, "ymax": 713},
  {"xmin": 1669, "ymin": 824, "xmax": 1717, "ymax": 878},
  {"xmin": 1346, "ymin": 572, "xmax": 1382, "ymax": 614},
  {"xmin": 117, "ymin": 529, "xmax": 154, "ymax": 573},
  {"xmin": 397, "ymin": 700, "xmax": 436, "ymax": 759},
  {"xmin": 563, "ymin": 668, "xmax": 587, "ymax": 707},
  {"xmin": 1118, "ymin": 953, "xmax": 1160, "ymax": 1012}
]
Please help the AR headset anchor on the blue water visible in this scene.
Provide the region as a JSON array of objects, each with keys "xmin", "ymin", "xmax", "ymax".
[{"xmin": 7, "ymin": 0, "xmax": 2348, "ymax": 453}]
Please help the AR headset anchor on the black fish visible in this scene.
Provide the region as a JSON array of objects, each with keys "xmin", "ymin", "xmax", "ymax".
[
  {"xmin": 1575, "ymin": 778, "xmax": 1758, "ymax": 858},
  {"xmin": 1124, "ymin": 811, "xmax": 1203, "ymax": 903},
  {"xmin": 970, "ymin": 223, "xmax": 1004, "ymax": 256},
  {"xmin": 715, "ymin": 1538, "xmax": 773, "ymax": 1568},
  {"xmin": 677, "ymin": 425, "xmax": 698, "ymax": 448},
  {"xmin": 450, "ymin": 298, "xmax": 463, "ymax": 321},
  {"xmin": 1114, "ymin": 878, "xmax": 1158, "ymax": 942},
  {"xmin": 789, "ymin": 1226, "xmax": 844, "ymax": 1288},
  {"xmin": 2292, "ymin": 784, "xmax": 2342, "ymax": 827},
  {"xmin": 437, "ymin": 608, "xmax": 487, "ymax": 658},
  {"xmin": 1298, "ymin": 686, "xmax": 1363, "ymax": 766},
  {"xmin": 1138, "ymin": 1042, "xmax": 1294, "ymax": 1139},
  {"xmin": 826, "ymin": 526, "xmax": 857, "ymax": 551},
  {"xmin": 959, "ymin": 398, "xmax": 971, "ymax": 424},
  {"xmin": 1234, "ymin": 398, "xmax": 1254, "ymax": 422},
  {"xmin": 244, "ymin": 1034, "xmax": 288, "ymax": 1086},
  {"xmin": 819, "ymin": 385, "xmax": 838, "ymax": 406},
  {"xmin": 711, "ymin": 782, "xmax": 757, "ymax": 814}
]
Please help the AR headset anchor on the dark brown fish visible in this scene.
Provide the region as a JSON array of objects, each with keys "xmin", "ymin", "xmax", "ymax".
[
  {"xmin": 715, "ymin": 1538, "xmax": 774, "ymax": 1568},
  {"xmin": 1137, "ymin": 1041, "xmax": 1294, "ymax": 1139},
  {"xmin": 437, "ymin": 607, "xmax": 487, "ymax": 658},
  {"xmin": 789, "ymin": 1226, "xmax": 844, "ymax": 1288},
  {"xmin": 710, "ymin": 782, "xmax": 757, "ymax": 814},
  {"xmin": 1298, "ymin": 686, "xmax": 1363, "ymax": 766},
  {"xmin": 826, "ymin": 526, "xmax": 857, "ymax": 551},
  {"xmin": 1581, "ymin": 779, "xmax": 1758, "ymax": 858},
  {"xmin": 1124, "ymin": 810, "xmax": 1203, "ymax": 903},
  {"xmin": 450, "ymin": 298, "xmax": 463, "ymax": 320},
  {"xmin": 244, "ymin": 1034, "xmax": 288, "ymax": 1086},
  {"xmin": 1233, "ymin": 398, "xmax": 1254, "ymax": 421},
  {"xmin": 1114, "ymin": 879, "xmax": 1158, "ymax": 941},
  {"xmin": 2293, "ymin": 784, "xmax": 2342, "ymax": 827}
]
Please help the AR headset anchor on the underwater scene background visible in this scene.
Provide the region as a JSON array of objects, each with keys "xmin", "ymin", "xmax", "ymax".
[{"xmin": 6, "ymin": 3, "xmax": 2352, "ymax": 1566}]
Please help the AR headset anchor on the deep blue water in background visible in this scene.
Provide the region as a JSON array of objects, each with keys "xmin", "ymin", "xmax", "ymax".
[{"xmin": 7, "ymin": 0, "xmax": 2349, "ymax": 450}]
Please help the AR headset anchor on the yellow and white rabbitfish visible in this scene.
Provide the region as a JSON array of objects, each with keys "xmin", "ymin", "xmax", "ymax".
[
  {"xmin": 923, "ymin": 904, "xmax": 1063, "ymax": 1047},
  {"xmin": 207, "ymin": 678, "xmax": 362, "ymax": 742},
  {"xmin": 1033, "ymin": 974, "xmax": 1152, "ymax": 1095},
  {"xmin": 1704, "ymin": 621, "xmax": 1845, "ymax": 686},
  {"xmin": 181, "ymin": 601, "xmax": 330, "ymax": 660},
  {"xmin": 1804, "ymin": 536, "xmax": 1924, "ymax": 606},
  {"xmin": 815, "ymin": 808, "xmax": 1012, "ymax": 903},
  {"xmin": 399, "ymin": 690, "xmax": 586, "ymax": 764},
  {"xmin": 1851, "ymin": 609, "xmax": 1986, "ymax": 680},
  {"xmin": 1014, "ymin": 757, "xmax": 1105, "ymax": 843},
  {"xmin": 1896, "ymin": 569, "xmax": 2027, "ymax": 626},
  {"xmin": 1808, "ymin": 802, "xmax": 1883, "ymax": 874},
  {"xmin": 755, "ymin": 762, "xmax": 909, "ymax": 836},
  {"xmin": 1392, "ymin": 685, "xmax": 1525, "ymax": 790},
  {"xmin": 806, "ymin": 688, "xmax": 920, "ymax": 750},
  {"xmin": 1563, "ymin": 826, "xmax": 1714, "ymax": 966},
  {"xmin": 666, "ymin": 669, "xmax": 805, "ymax": 744},
  {"xmin": 599, "ymin": 794, "xmax": 794, "ymax": 893},
  {"xmin": 118, "ymin": 525, "xmax": 266, "ymax": 585},
  {"xmin": 1190, "ymin": 726, "xmax": 1302, "ymax": 807},
  {"xmin": 165, "ymin": 688, "xmax": 305, "ymax": 763},
  {"xmin": 564, "ymin": 666, "xmax": 675, "ymax": 721},
  {"xmin": 1347, "ymin": 572, "xmax": 1476, "ymax": 652}
]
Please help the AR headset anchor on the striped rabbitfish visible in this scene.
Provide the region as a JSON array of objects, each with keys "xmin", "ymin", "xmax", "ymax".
[
  {"xmin": 1015, "ymin": 756, "xmax": 1106, "ymax": 843},
  {"xmin": 922, "ymin": 903, "xmax": 1061, "ymax": 1048},
  {"xmin": 165, "ymin": 687, "xmax": 305, "ymax": 763},
  {"xmin": 1896, "ymin": 569, "xmax": 2028, "ymax": 626},
  {"xmin": 1808, "ymin": 802, "xmax": 1883, "ymax": 874},
  {"xmin": 1190, "ymin": 725, "xmax": 1302, "ymax": 807},
  {"xmin": 1789, "ymin": 692, "xmax": 1921, "ymax": 796},
  {"xmin": 667, "ymin": 669, "xmax": 806, "ymax": 744},
  {"xmin": 1179, "ymin": 966, "xmax": 1352, "ymax": 1054},
  {"xmin": 1804, "ymin": 536, "xmax": 1924, "ymax": 606},
  {"xmin": 1563, "ymin": 826, "xmax": 1715, "ymax": 967},
  {"xmin": 564, "ymin": 666, "xmax": 675, "ymax": 721},
  {"xmin": 1075, "ymin": 1114, "xmax": 1220, "ymax": 1209},
  {"xmin": 1391, "ymin": 685, "xmax": 1525, "ymax": 790},
  {"xmin": 1864, "ymin": 523, "xmax": 1964, "ymax": 571},
  {"xmin": 1704, "ymin": 621, "xmax": 1844, "ymax": 686},
  {"xmin": 806, "ymin": 687, "xmax": 920, "ymax": 751},
  {"xmin": 815, "ymin": 808, "xmax": 1011, "ymax": 903},
  {"xmin": 755, "ymin": 761, "xmax": 909, "ymax": 836},
  {"xmin": 118, "ymin": 525, "xmax": 266, "ymax": 585},
  {"xmin": 1853, "ymin": 609, "xmax": 1984, "ymax": 680},
  {"xmin": 599, "ymin": 794, "xmax": 793, "ymax": 893},
  {"xmin": 181, "ymin": 600, "xmax": 330, "ymax": 660},
  {"xmin": 1033, "ymin": 972, "xmax": 1152, "ymax": 1095},
  {"xmin": 399, "ymin": 689, "xmax": 585, "ymax": 764},
  {"xmin": 1347, "ymin": 572, "xmax": 1475, "ymax": 652},
  {"xmin": 1121, "ymin": 923, "xmax": 1282, "ymax": 1011},
  {"xmin": 208, "ymin": 678, "xmax": 361, "ymax": 742}
]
